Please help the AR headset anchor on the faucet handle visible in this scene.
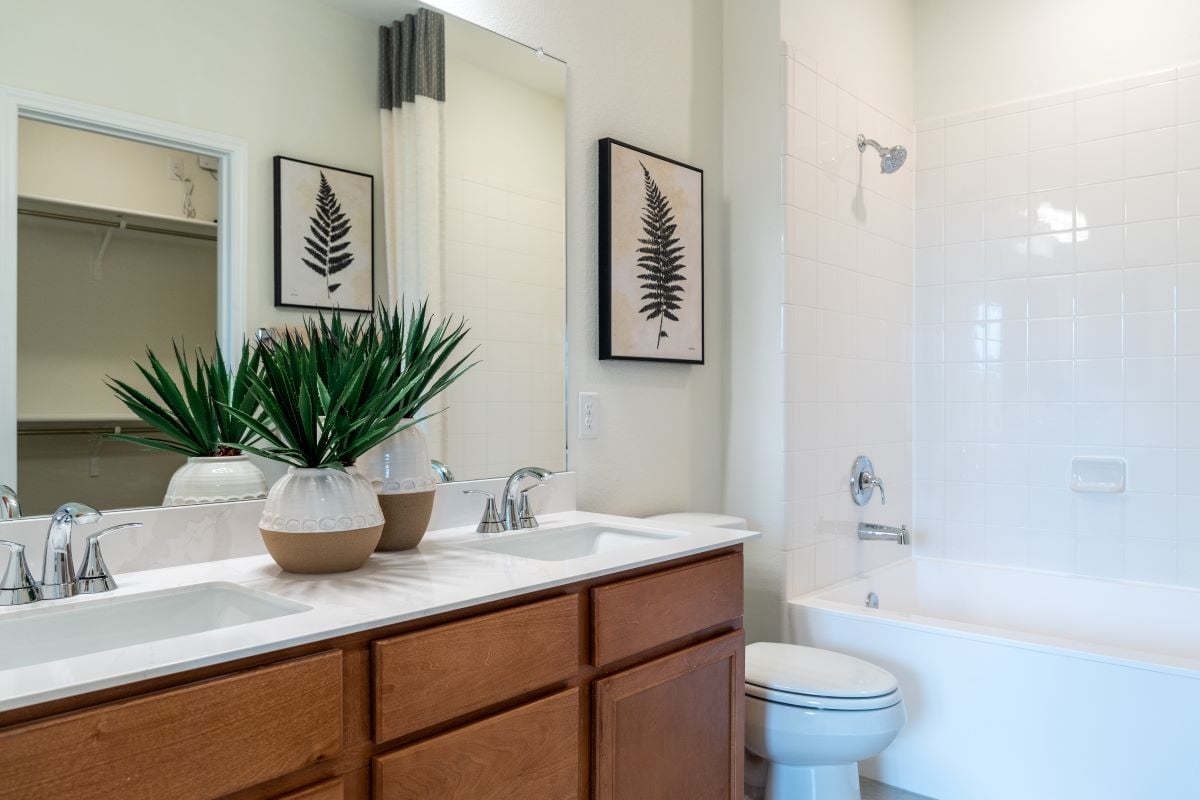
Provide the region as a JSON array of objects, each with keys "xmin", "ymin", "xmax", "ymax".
[
  {"xmin": 517, "ymin": 483, "xmax": 547, "ymax": 530},
  {"xmin": 462, "ymin": 490, "xmax": 505, "ymax": 535},
  {"xmin": 75, "ymin": 523, "xmax": 143, "ymax": 594},
  {"xmin": 850, "ymin": 456, "xmax": 886, "ymax": 506},
  {"xmin": 0, "ymin": 541, "xmax": 38, "ymax": 606},
  {"xmin": 868, "ymin": 474, "xmax": 886, "ymax": 505},
  {"xmin": 0, "ymin": 485, "xmax": 20, "ymax": 520}
]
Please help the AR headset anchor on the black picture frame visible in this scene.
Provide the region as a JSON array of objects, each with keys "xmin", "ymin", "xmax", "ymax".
[
  {"xmin": 273, "ymin": 155, "xmax": 375, "ymax": 313},
  {"xmin": 599, "ymin": 138, "xmax": 704, "ymax": 364}
]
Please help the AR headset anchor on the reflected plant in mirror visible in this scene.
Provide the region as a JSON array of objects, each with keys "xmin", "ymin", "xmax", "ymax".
[
  {"xmin": 358, "ymin": 300, "xmax": 477, "ymax": 550},
  {"xmin": 106, "ymin": 341, "xmax": 268, "ymax": 507}
]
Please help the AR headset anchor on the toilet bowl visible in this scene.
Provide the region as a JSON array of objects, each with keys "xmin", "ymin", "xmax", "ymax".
[
  {"xmin": 646, "ymin": 513, "xmax": 906, "ymax": 800},
  {"xmin": 744, "ymin": 643, "xmax": 906, "ymax": 800}
]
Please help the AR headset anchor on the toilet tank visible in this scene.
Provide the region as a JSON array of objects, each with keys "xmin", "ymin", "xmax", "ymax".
[{"xmin": 645, "ymin": 512, "xmax": 748, "ymax": 530}]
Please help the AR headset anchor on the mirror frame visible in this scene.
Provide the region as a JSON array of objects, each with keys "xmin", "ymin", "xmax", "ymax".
[{"xmin": 0, "ymin": 86, "xmax": 249, "ymax": 495}]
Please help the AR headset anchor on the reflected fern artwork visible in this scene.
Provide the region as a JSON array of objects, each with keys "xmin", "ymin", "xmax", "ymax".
[
  {"xmin": 636, "ymin": 163, "xmax": 687, "ymax": 349},
  {"xmin": 599, "ymin": 139, "xmax": 704, "ymax": 364},
  {"xmin": 274, "ymin": 156, "xmax": 374, "ymax": 312},
  {"xmin": 302, "ymin": 172, "xmax": 354, "ymax": 298}
]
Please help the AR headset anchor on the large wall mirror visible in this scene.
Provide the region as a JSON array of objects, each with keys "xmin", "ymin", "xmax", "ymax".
[{"xmin": 0, "ymin": 1, "xmax": 567, "ymax": 519}]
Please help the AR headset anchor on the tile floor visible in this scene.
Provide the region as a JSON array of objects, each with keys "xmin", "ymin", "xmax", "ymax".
[
  {"xmin": 862, "ymin": 777, "xmax": 937, "ymax": 800},
  {"xmin": 746, "ymin": 777, "xmax": 935, "ymax": 800}
]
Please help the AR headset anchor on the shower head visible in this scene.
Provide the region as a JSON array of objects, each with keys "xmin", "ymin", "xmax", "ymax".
[{"xmin": 857, "ymin": 134, "xmax": 908, "ymax": 174}]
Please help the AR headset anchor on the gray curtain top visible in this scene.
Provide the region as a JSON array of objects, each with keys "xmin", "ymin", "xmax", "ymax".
[{"xmin": 379, "ymin": 8, "xmax": 446, "ymax": 108}]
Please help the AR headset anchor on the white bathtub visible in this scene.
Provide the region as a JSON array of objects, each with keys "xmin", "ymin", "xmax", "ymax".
[{"xmin": 789, "ymin": 557, "xmax": 1200, "ymax": 800}]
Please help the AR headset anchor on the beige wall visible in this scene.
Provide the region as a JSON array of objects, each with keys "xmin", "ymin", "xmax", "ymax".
[{"xmin": 914, "ymin": 0, "xmax": 1200, "ymax": 118}]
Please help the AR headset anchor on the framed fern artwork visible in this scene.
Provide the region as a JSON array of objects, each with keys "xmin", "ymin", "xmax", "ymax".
[
  {"xmin": 599, "ymin": 138, "xmax": 704, "ymax": 364},
  {"xmin": 273, "ymin": 155, "xmax": 374, "ymax": 312}
]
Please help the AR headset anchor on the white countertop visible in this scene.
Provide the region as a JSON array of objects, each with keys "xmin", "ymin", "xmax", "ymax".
[{"xmin": 0, "ymin": 511, "xmax": 757, "ymax": 713}]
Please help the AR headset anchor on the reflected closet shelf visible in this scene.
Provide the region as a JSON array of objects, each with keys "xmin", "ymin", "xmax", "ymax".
[{"xmin": 18, "ymin": 194, "xmax": 217, "ymax": 241}]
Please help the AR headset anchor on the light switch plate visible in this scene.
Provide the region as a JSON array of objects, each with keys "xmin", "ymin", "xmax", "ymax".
[{"xmin": 578, "ymin": 392, "xmax": 599, "ymax": 439}]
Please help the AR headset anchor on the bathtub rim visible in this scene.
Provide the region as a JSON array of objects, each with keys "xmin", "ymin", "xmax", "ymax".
[{"xmin": 790, "ymin": 556, "xmax": 1200, "ymax": 681}]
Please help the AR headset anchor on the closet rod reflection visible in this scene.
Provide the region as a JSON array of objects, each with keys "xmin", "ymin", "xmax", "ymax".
[
  {"xmin": 17, "ymin": 426, "xmax": 158, "ymax": 437},
  {"xmin": 18, "ymin": 208, "xmax": 217, "ymax": 242}
]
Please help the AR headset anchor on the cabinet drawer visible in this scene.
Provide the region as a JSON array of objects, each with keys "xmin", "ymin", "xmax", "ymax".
[
  {"xmin": 274, "ymin": 777, "xmax": 344, "ymax": 800},
  {"xmin": 0, "ymin": 651, "xmax": 342, "ymax": 800},
  {"xmin": 373, "ymin": 594, "xmax": 580, "ymax": 742},
  {"xmin": 373, "ymin": 687, "xmax": 580, "ymax": 800},
  {"xmin": 591, "ymin": 552, "xmax": 742, "ymax": 666}
]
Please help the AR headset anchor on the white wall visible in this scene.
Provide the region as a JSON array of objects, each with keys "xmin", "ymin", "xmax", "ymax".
[
  {"xmin": 912, "ymin": 61, "xmax": 1200, "ymax": 588},
  {"xmin": 723, "ymin": 0, "xmax": 915, "ymax": 641},
  {"xmin": 429, "ymin": 0, "xmax": 727, "ymax": 515},
  {"xmin": 0, "ymin": 0, "xmax": 383, "ymax": 334},
  {"xmin": 781, "ymin": 0, "xmax": 914, "ymax": 128},
  {"xmin": 915, "ymin": 0, "xmax": 1200, "ymax": 119},
  {"xmin": 723, "ymin": 0, "xmax": 787, "ymax": 642},
  {"xmin": 781, "ymin": 44, "xmax": 915, "ymax": 599},
  {"xmin": 441, "ymin": 55, "xmax": 566, "ymax": 481}
]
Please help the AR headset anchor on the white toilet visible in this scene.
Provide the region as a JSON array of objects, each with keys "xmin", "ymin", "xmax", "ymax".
[
  {"xmin": 646, "ymin": 512, "xmax": 907, "ymax": 800},
  {"xmin": 744, "ymin": 642, "xmax": 906, "ymax": 800}
]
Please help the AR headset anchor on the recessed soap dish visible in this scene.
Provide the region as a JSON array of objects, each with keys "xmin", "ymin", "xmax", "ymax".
[{"xmin": 1070, "ymin": 456, "xmax": 1125, "ymax": 493}]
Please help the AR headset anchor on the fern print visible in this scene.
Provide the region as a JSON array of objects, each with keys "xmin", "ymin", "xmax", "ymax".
[
  {"xmin": 636, "ymin": 162, "xmax": 687, "ymax": 349},
  {"xmin": 301, "ymin": 171, "xmax": 355, "ymax": 298}
]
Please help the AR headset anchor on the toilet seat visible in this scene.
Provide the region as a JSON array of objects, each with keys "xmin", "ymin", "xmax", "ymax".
[
  {"xmin": 745, "ymin": 642, "xmax": 902, "ymax": 711},
  {"xmin": 745, "ymin": 682, "xmax": 902, "ymax": 711}
]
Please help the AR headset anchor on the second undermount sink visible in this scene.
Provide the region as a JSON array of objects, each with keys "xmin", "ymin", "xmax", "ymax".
[
  {"xmin": 466, "ymin": 523, "xmax": 684, "ymax": 562},
  {"xmin": 0, "ymin": 582, "xmax": 309, "ymax": 671}
]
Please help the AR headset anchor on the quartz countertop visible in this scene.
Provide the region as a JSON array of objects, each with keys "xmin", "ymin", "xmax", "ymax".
[{"xmin": 0, "ymin": 511, "xmax": 757, "ymax": 713}]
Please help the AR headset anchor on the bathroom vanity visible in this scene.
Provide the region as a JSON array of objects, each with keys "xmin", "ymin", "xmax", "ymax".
[{"xmin": 0, "ymin": 513, "xmax": 751, "ymax": 800}]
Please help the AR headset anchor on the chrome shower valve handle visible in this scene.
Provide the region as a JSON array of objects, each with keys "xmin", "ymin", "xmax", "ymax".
[{"xmin": 850, "ymin": 455, "xmax": 886, "ymax": 506}]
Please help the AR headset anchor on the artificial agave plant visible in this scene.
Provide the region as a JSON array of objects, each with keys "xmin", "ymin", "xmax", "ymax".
[{"xmin": 106, "ymin": 341, "xmax": 260, "ymax": 457}]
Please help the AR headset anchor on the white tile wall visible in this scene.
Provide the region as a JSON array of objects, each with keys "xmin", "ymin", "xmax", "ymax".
[
  {"xmin": 783, "ymin": 46, "xmax": 914, "ymax": 599},
  {"xmin": 915, "ymin": 64, "xmax": 1200, "ymax": 588},
  {"xmin": 442, "ymin": 177, "xmax": 565, "ymax": 481}
]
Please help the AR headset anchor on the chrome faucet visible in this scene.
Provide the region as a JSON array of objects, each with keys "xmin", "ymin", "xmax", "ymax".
[
  {"xmin": 431, "ymin": 460, "xmax": 455, "ymax": 483},
  {"xmin": 499, "ymin": 467, "xmax": 552, "ymax": 531},
  {"xmin": 857, "ymin": 522, "xmax": 909, "ymax": 545},
  {"xmin": 0, "ymin": 485, "xmax": 20, "ymax": 519},
  {"xmin": 40, "ymin": 502, "xmax": 103, "ymax": 599}
]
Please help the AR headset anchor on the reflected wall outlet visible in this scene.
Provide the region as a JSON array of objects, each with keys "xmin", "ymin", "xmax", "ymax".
[{"xmin": 578, "ymin": 392, "xmax": 599, "ymax": 439}]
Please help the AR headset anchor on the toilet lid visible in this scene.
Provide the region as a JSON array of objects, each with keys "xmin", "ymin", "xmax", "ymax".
[{"xmin": 745, "ymin": 642, "xmax": 899, "ymax": 699}]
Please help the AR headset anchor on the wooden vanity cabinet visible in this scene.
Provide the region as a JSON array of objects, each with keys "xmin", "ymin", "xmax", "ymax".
[{"xmin": 0, "ymin": 545, "xmax": 744, "ymax": 800}]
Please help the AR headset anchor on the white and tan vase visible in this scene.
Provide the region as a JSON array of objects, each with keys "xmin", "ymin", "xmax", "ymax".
[
  {"xmin": 258, "ymin": 467, "xmax": 384, "ymax": 573},
  {"xmin": 163, "ymin": 455, "xmax": 268, "ymax": 506},
  {"xmin": 358, "ymin": 421, "xmax": 436, "ymax": 551}
]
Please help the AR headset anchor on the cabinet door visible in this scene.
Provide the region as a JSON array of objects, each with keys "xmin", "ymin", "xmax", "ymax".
[
  {"xmin": 373, "ymin": 688, "xmax": 580, "ymax": 800},
  {"xmin": 593, "ymin": 631, "xmax": 744, "ymax": 800}
]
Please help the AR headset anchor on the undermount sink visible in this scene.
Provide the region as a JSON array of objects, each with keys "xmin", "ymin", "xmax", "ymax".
[
  {"xmin": 0, "ymin": 582, "xmax": 309, "ymax": 670},
  {"xmin": 466, "ymin": 523, "xmax": 684, "ymax": 562}
]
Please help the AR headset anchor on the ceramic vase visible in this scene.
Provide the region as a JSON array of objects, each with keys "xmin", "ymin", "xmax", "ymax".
[
  {"xmin": 258, "ymin": 467, "xmax": 384, "ymax": 573},
  {"xmin": 163, "ymin": 455, "xmax": 268, "ymax": 506},
  {"xmin": 358, "ymin": 421, "xmax": 437, "ymax": 550}
]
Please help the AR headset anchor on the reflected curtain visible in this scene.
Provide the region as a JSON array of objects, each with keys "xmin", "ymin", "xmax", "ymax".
[
  {"xmin": 379, "ymin": 9, "xmax": 445, "ymax": 310},
  {"xmin": 379, "ymin": 9, "xmax": 447, "ymax": 460}
]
